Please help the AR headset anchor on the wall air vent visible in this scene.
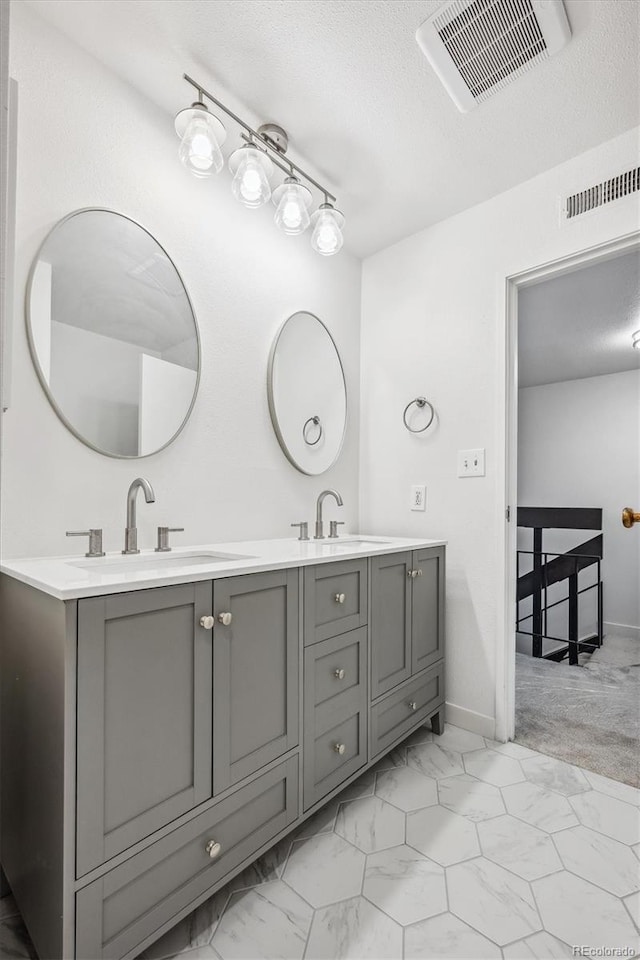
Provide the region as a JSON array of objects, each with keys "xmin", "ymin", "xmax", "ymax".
[
  {"xmin": 564, "ymin": 167, "xmax": 640, "ymax": 220},
  {"xmin": 416, "ymin": 0, "xmax": 571, "ymax": 113}
]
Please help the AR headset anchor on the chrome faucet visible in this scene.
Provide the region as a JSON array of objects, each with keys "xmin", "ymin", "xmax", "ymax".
[
  {"xmin": 315, "ymin": 489, "xmax": 343, "ymax": 539},
  {"xmin": 123, "ymin": 478, "xmax": 156, "ymax": 554}
]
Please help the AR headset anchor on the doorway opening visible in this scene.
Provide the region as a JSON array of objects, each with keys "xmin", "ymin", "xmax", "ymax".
[{"xmin": 503, "ymin": 234, "xmax": 640, "ymax": 786}]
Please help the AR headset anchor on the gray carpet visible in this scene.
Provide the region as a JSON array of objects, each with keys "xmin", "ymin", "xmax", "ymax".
[{"xmin": 515, "ymin": 633, "xmax": 640, "ymax": 787}]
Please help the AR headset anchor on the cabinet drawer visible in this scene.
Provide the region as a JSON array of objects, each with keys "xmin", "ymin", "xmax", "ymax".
[
  {"xmin": 305, "ymin": 709, "xmax": 367, "ymax": 811},
  {"xmin": 303, "ymin": 628, "xmax": 368, "ymax": 810},
  {"xmin": 371, "ymin": 661, "xmax": 444, "ymax": 760},
  {"xmin": 304, "ymin": 559, "xmax": 367, "ymax": 644},
  {"xmin": 308, "ymin": 627, "xmax": 366, "ymax": 711},
  {"xmin": 76, "ymin": 757, "xmax": 298, "ymax": 960}
]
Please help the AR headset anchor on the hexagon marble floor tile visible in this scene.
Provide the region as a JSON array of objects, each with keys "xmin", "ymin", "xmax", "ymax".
[{"xmin": 2, "ymin": 725, "xmax": 639, "ymax": 960}]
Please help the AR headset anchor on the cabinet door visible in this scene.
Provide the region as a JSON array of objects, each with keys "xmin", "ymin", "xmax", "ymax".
[
  {"xmin": 371, "ymin": 552, "xmax": 412, "ymax": 699},
  {"xmin": 411, "ymin": 546, "xmax": 445, "ymax": 674},
  {"xmin": 213, "ymin": 569, "xmax": 299, "ymax": 794},
  {"xmin": 76, "ymin": 583, "xmax": 213, "ymax": 877}
]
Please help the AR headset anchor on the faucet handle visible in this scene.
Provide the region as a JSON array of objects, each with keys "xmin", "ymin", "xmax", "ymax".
[
  {"xmin": 66, "ymin": 529, "xmax": 105, "ymax": 558},
  {"xmin": 328, "ymin": 521, "xmax": 345, "ymax": 539},
  {"xmin": 155, "ymin": 526, "xmax": 185, "ymax": 553},
  {"xmin": 291, "ymin": 522, "xmax": 310, "ymax": 541}
]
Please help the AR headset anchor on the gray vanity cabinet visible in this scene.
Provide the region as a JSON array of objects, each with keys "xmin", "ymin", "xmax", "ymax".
[
  {"xmin": 371, "ymin": 546, "xmax": 445, "ymax": 700},
  {"xmin": 0, "ymin": 544, "xmax": 445, "ymax": 960},
  {"xmin": 76, "ymin": 583, "xmax": 214, "ymax": 878},
  {"xmin": 212, "ymin": 569, "xmax": 299, "ymax": 794}
]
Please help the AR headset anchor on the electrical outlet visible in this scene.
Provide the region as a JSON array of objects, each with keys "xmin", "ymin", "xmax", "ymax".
[
  {"xmin": 410, "ymin": 484, "xmax": 426, "ymax": 511},
  {"xmin": 457, "ymin": 448, "xmax": 485, "ymax": 477}
]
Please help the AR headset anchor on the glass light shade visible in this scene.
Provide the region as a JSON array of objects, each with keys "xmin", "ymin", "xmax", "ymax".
[
  {"xmin": 310, "ymin": 204, "xmax": 345, "ymax": 256},
  {"xmin": 174, "ymin": 103, "xmax": 226, "ymax": 178},
  {"xmin": 229, "ymin": 145, "xmax": 273, "ymax": 207},
  {"xmin": 273, "ymin": 177, "xmax": 312, "ymax": 235}
]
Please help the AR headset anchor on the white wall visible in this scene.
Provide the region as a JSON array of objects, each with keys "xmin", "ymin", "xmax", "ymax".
[
  {"xmin": 1, "ymin": 4, "xmax": 362, "ymax": 558},
  {"xmin": 28, "ymin": 259, "xmax": 51, "ymax": 380},
  {"xmin": 518, "ymin": 370, "xmax": 640, "ymax": 635},
  {"xmin": 360, "ymin": 128, "xmax": 640, "ymax": 738}
]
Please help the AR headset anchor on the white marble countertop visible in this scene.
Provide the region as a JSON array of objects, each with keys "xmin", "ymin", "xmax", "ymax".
[{"xmin": 0, "ymin": 534, "xmax": 447, "ymax": 601}]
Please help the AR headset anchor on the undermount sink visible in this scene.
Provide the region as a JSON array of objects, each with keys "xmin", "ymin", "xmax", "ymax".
[{"xmin": 68, "ymin": 551, "xmax": 255, "ymax": 574}]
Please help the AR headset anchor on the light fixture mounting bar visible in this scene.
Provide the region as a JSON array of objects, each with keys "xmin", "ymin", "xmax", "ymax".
[
  {"xmin": 183, "ymin": 73, "xmax": 336, "ymax": 203},
  {"xmin": 238, "ymin": 132, "xmax": 291, "ymax": 180}
]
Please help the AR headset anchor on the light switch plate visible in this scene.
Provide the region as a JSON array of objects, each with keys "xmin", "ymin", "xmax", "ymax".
[
  {"xmin": 457, "ymin": 448, "xmax": 485, "ymax": 477},
  {"xmin": 410, "ymin": 484, "xmax": 426, "ymax": 511}
]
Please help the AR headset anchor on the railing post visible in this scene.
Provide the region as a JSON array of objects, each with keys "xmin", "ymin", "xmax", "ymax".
[
  {"xmin": 597, "ymin": 564, "xmax": 603, "ymax": 648},
  {"xmin": 532, "ymin": 527, "xmax": 543, "ymax": 657},
  {"xmin": 568, "ymin": 561, "xmax": 579, "ymax": 665}
]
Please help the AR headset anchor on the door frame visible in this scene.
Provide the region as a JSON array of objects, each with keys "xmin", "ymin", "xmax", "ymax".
[{"xmin": 496, "ymin": 229, "xmax": 640, "ymax": 742}]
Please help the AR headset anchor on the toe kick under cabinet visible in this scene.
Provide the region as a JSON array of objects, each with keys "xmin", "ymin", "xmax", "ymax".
[{"xmin": 0, "ymin": 545, "xmax": 445, "ymax": 960}]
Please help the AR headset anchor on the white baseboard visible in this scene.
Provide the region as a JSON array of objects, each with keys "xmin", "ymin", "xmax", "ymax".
[
  {"xmin": 445, "ymin": 701, "xmax": 496, "ymax": 740},
  {"xmin": 604, "ymin": 621, "xmax": 640, "ymax": 641}
]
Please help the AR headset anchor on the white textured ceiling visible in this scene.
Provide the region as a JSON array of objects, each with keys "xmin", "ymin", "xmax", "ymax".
[
  {"xmin": 42, "ymin": 211, "xmax": 198, "ymax": 360},
  {"xmin": 518, "ymin": 250, "xmax": 640, "ymax": 388},
  {"xmin": 24, "ymin": 0, "xmax": 640, "ymax": 258}
]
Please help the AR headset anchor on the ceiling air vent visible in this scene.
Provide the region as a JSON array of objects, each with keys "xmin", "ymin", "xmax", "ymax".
[
  {"xmin": 416, "ymin": 0, "xmax": 571, "ymax": 112},
  {"xmin": 565, "ymin": 167, "xmax": 640, "ymax": 220}
]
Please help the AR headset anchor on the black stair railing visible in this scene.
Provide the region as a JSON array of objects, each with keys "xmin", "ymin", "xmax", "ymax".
[{"xmin": 516, "ymin": 507, "xmax": 604, "ymax": 665}]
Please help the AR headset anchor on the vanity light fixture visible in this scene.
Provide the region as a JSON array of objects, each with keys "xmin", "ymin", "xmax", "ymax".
[
  {"xmin": 633, "ymin": 330, "xmax": 640, "ymax": 350},
  {"xmin": 311, "ymin": 201, "xmax": 345, "ymax": 256},
  {"xmin": 174, "ymin": 74, "xmax": 344, "ymax": 254},
  {"xmin": 228, "ymin": 142, "xmax": 273, "ymax": 208},
  {"xmin": 174, "ymin": 100, "xmax": 227, "ymax": 178},
  {"xmin": 273, "ymin": 176, "xmax": 312, "ymax": 235}
]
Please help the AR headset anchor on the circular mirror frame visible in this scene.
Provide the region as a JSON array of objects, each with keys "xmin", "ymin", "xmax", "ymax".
[
  {"xmin": 25, "ymin": 208, "xmax": 201, "ymax": 459},
  {"xmin": 267, "ymin": 311, "xmax": 347, "ymax": 476}
]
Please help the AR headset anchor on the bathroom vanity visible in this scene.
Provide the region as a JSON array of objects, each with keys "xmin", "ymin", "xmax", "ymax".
[{"xmin": 0, "ymin": 536, "xmax": 445, "ymax": 960}]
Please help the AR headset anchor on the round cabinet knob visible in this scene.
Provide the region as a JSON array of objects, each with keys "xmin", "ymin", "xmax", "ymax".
[
  {"xmin": 334, "ymin": 593, "xmax": 346, "ymax": 604},
  {"xmin": 416, "ymin": 569, "xmax": 423, "ymax": 577},
  {"xmin": 407, "ymin": 569, "xmax": 413, "ymax": 578},
  {"xmin": 205, "ymin": 840, "xmax": 222, "ymax": 860},
  {"xmin": 217, "ymin": 612, "xmax": 233, "ymax": 626},
  {"xmin": 333, "ymin": 742, "xmax": 346, "ymax": 755},
  {"xmin": 408, "ymin": 701, "xmax": 417, "ymax": 711},
  {"xmin": 334, "ymin": 668, "xmax": 346, "ymax": 680},
  {"xmin": 200, "ymin": 615, "xmax": 215, "ymax": 630}
]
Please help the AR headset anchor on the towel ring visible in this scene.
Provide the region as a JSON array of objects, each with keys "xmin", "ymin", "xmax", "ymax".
[
  {"xmin": 403, "ymin": 397, "xmax": 435, "ymax": 434},
  {"xmin": 303, "ymin": 416, "xmax": 323, "ymax": 446}
]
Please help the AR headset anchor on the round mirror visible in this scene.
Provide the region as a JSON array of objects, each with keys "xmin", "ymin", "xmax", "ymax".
[
  {"xmin": 267, "ymin": 311, "xmax": 347, "ymax": 475},
  {"xmin": 26, "ymin": 209, "xmax": 200, "ymax": 458}
]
